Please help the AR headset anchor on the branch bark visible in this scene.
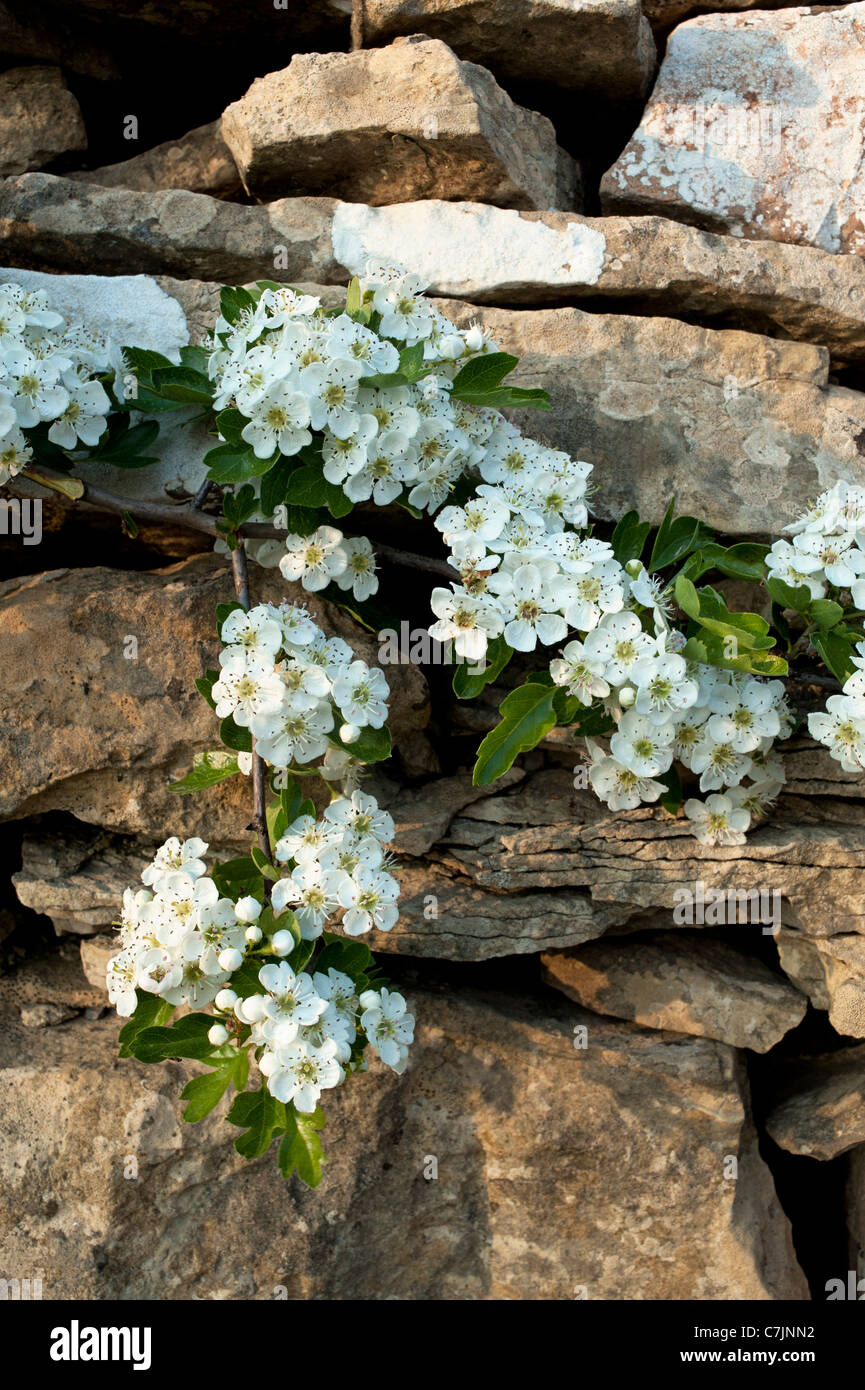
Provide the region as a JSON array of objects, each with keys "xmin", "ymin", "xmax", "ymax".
[{"xmin": 230, "ymin": 538, "xmax": 272, "ymax": 885}]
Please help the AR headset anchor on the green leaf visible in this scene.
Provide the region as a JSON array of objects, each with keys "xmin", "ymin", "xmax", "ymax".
[
  {"xmin": 93, "ymin": 419, "xmax": 160, "ymax": 466},
  {"xmin": 329, "ymin": 722, "xmax": 392, "ymax": 763},
  {"xmin": 611, "ymin": 511, "xmax": 652, "ymax": 566},
  {"xmin": 658, "ymin": 765, "xmax": 683, "ymax": 816},
  {"xmin": 181, "ymin": 1049, "xmax": 249, "ymax": 1123},
  {"xmin": 649, "ymin": 499, "xmax": 713, "ymax": 572},
  {"xmin": 220, "ymin": 715, "xmax": 252, "ymax": 754},
  {"xmin": 766, "ymin": 576, "xmax": 811, "ymax": 613},
  {"xmin": 132, "ymin": 1014, "xmax": 222, "ymax": 1064},
  {"xmin": 117, "ymin": 990, "xmax": 174, "ymax": 1057},
  {"xmin": 220, "ymin": 285, "xmax": 257, "ymax": 327},
  {"xmin": 150, "ymin": 365, "xmax": 213, "ymax": 405},
  {"xmin": 451, "ymin": 352, "xmax": 518, "ymax": 396},
  {"xmin": 676, "ymin": 579, "xmax": 775, "ymax": 652},
  {"xmin": 452, "ymin": 636, "xmax": 513, "ymax": 700},
  {"xmin": 211, "ymin": 856, "xmax": 263, "ymax": 900},
  {"xmin": 694, "ymin": 542, "xmax": 769, "ymax": 583},
  {"xmin": 227, "ymin": 1086, "xmax": 285, "ymax": 1159},
  {"xmin": 205, "ymin": 442, "xmax": 273, "ymax": 485},
  {"xmin": 195, "ymin": 669, "xmax": 219, "ymax": 710},
  {"xmin": 122, "ymin": 346, "xmax": 175, "ymax": 377},
  {"xmin": 284, "ymin": 465, "xmax": 353, "ymax": 519},
  {"xmin": 344, "ymin": 276, "xmax": 364, "ymax": 319},
  {"xmin": 170, "ymin": 749, "xmax": 240, "ymax": 795},
  {"xmin": 813, "ymin": 629, "xmax": 859, "ymax": 683},
  {"xmin": 314, "ymin": 935, "xmax": 373, "ymax": 981},
  {"xmin": 222, "ymin": 483, "xmax": 258, "ymax": 528},
  {"xmin": 278, "ymin": 1106, "xmax": 326, "ymax": 1187},
  {"xmin": 250, "ymin": 845, "xmax": 279, "ymax": 882},
  {"xmin": 216, "ymin": 601, "xmax": 245, "ymax": 636},
  {"xmin": 809, "ymin": 599, "xmax": 844, "ymax": 630},
  {"xmin": 472, "ymin": 682, "xmax": 557, "ymax": 787}
]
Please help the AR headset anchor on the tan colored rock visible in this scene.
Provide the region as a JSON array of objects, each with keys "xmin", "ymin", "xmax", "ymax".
[
  {"xmin": 13, "ymin": 832, "xmax": 151, "ymax": 935},
  {"xmin": 331, "ymin": 201, "xmax": 865, "ymax": 365},
  {"xmin": 353, "ymin": 0, "xmax": 656, "ymax": 99},
  {"xmin": 0, "ymin": 174, "xmax": 342, "ymax": 282},
  {"xmin": 601, "ymin": 5, "xmax": 865, "ymax": 258},
  {"xmin": 0, "ymin": 65, "xmax": 86, "ymax": 177},
  {"xmin": 641, "ymin": 0, "xmax": 812, "ymax": 29},
  {"xmin": 776, "ymin": 931, "xmax": 865, "ymax": 1039},
  {"xmin": 0, "ymin": 980, "xmax": 807, "ymax": 1298},
  {"xmin": 222, "ymin": 37, "xmax": 577, "ymax": 210},
  {"xmin": 0, "ymin": 943, "xmax": 104, "ymax": 1012},
  {"xmin": 0, "ymin": 555, "xmax": 428, "ymax": 842},
  {"xmin": 437, "ymin": 297, "xmax": 865, "ymax": 533},
  {"xmin": 766, "ymin": 1044, "xmax": 865, "ymax": 1160},
  {"xmin": 79, "ymin": 934, "xmax": 117, "ymax": 992},
  {"xmin": 542, "ymin": 933, "xmax": 806, "ymax": 1051},
  {"xmin": 69, "ymin": 121, "xmax": 241, "ymax": 199}
]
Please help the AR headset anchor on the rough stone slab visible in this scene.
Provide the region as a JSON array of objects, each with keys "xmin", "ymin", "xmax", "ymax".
[
  {"xmin": 766, "ymin": 1044, "xmax": 865, "ymax": 1160},
  {"xmin": 221, "ymin": 36, "xmax": 577, "ymax": 209},
  {"xmin": 542, "ymin": 932, "xmax": 806, "ymax": 1051},
  {"xmin": 437, "ymin": 297, "xmax": 865, "ymax": 534},
  {"xmin": 0, "ymin": 555, "xmax": 428, "ymax": 842},
  {"xmin": 69, "ymin": 121, "xmax": 241, "ymax": 199},
  {"xmin": 331, "ymin": 201, "xmax": 865, "ymax": 363},
  {"xmin": 601, "ymin": 5, "xmax": 865, "ymax": 258},
  {"xmin": 776, "ymin": 931, "xmax": 865, "ymax": 1040},
  {"xmin": 0, "ymin": 174, "xmax": 342, "ymax": 282},
  {"xmin": 353, "ymin": 0, "xmax": 657, "ymax": 100},
  {"xmin": 0, "ymin": 65, "xmax": 86, "ymax": 177},
  {"xmin": 0, "ymin": 980, "xmax": 807, "ymax": 1298}
]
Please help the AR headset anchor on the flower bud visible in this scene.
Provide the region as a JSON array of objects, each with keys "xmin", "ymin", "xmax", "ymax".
[
  {"xmin": 218, "ymin": 947, "xmax": 243, "ymax": 971},
  {"xmin": 235, "ymin": 895, "xmax": 262, "ymax": 923},
  {"xmin": 235, "ymin": 993, "xmax": 267, "ymax": 1024},
  {"xmin": 340, "ymin": 722, "xmax": 361, "ymax": 745},
  {"xmin": 618, "ymin": 685, "xmax": 636, "ymax": 709},
  {"xmin": 625, "ymin": 559, "xmax": 644, "ymax": 579},
  {"xmin": 245, "ymin": 924, "xmax": 263, "ymax": 944},
  {"xmin": 207, "ymin": 1023, "xmax": 229, "ymax": 1046},
  {"xmin": 215, "ymin": 989, "xmax": 238, "ymax": 1011},
  {"xmin": 271, "ymin": 929, "xmax": 294, "ymax": 956}
]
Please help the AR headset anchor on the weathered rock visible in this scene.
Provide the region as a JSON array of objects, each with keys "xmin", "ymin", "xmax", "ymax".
[
  {"xmin": 0, "ymin": 943, "xmax": 104, "ymax": 1013},
  {"xmin": 221, "ymin": 37, "xmax": 578, "ymax": 210},
  {"xmin": 353, "ymin": 0, "xmax": 656, "ymax": 100},
  {"xmin": 0, "ymin": 976, "xmax": 808, "ymax": 1298},
  {"xmin": 601, "ymin": 5, "xmax": 865, "ymax": 259},
  {"xmin": 0, "ymin": 555, "xmax": 428, "ymax": 842},
  {"xmin": 776, "ymin": 931, "xmax": 865, "ymax": 1040},
  {"xmin": 766, "ymin": 1044, "xmax": 865, "ymax": 1160},
  {"xmin": 439, "ymin": 770, "xmax": 865, "ymax": 941},
  {"xmin": 847, "ymin": 1147, "xmax": 865, "ymax": 1286},
  {"xmin": 331, "ymin": 201, "xmax": 865, "ymax": 365},
  {"xmin": 0, "ymin": 174, "xmax": 342, "ymax": 282},
  {"xmin": 13, "ymin": 832, "xmax": 150, "ymax": 935},
  {"xmin": 0, "ymin": 66, "xmax": 86, "ymax": 177},
  {"xmin": 542, "ymin": 932, "xmax": 806, "ymax": 1051},
  {"xmin": 79, "ymin": 934, "xmax": 117, "ymax": 992},
  {"xmin": 69, "ymin": 121, "xmax": 241, "ymax": 199},
  {"xmin": 389, "ymin": 768, "xmax": 524, "ymax": 856},
  {"xmin": 437, "ymin": 297, "xmax": 865, "ymax": 534},
  {"xmin": 641, "ymin": 0, "xmax": 816, "ymax": 30}
]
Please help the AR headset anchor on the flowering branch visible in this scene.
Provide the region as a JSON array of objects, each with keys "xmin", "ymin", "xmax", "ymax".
[{"xmin": 229, "ymin": 538, "xmax": 272, "ymax": 876}]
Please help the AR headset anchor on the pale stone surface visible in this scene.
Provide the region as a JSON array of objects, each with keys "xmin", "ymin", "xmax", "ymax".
[
  {"xmin": 766, "ymin": 1044, "xmax": 865, "ymax": 1160},
  {"xmin": 0, "ymin": 66, "xmax": 86, "ymax": 177},
  {"xmin": 79, "ymin": 934, "xmax": 117, "ymax": 991},
  {"xmin": 0, "ymin": 978, "xmax": 808, "ymax": 1298},
  {"xmin": 776, "ymin": 931, "xmax": 865, "ymax": 1040},
  {"xmin": 69, "ymin": 121, "xmax": 241, "ymax": 198},
  {"xmin": 542, "ymin": 933, "xmax": 806, "ymax": 1051},
  {"xmin": 332, "ymin": 201, "xmax": 865, "ymax": 364},
  {"xmin": 601, "ymin": 5, "xmax": 865, "ymax": 258},
  {"xmin": 221, "ymin": 37, "xmax": 577, "ymax": 209},
  {"xmin": 353, "ymin": 0, "xmax": 656, "ymax": 99},
  {"xmin": 437, "ymin": 297, "xmax": 865, "ymax": 534},
  {"xmin": 0, "ymin": 555, "xmax": 428, "ymax": 842}
]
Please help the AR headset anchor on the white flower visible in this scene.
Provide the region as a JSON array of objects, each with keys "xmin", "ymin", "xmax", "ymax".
[
  {"xmin": 258, "ymin": 961, "xmax": 328, "ymax": 1043},
  {"xmin": 240, "ymin": 377, "xmax": 312, "ymax": 458},
  {"xmin": 808, "ymin": 694, "xmax": 865, "ymax": 771},
  {"xmin": 707, "ymin": 679, "xmax": 783, "ymax": 753},
  {"xmin": 250, "ymin": 700, "xmax": 334, "ymax": 767},
  {"xmin": 261, "ymin": 1037, "xmax": 341, "ymax": 1110},
  {"xmin": 334, "ymin": 536, "xmax": 379, "ymax": 601},
  {"xmin": 220, "ymin": 605, "xmax": 283, "ymax": 661},
  {"xmin": 564, "ymin": 560, "xmax": 626, "ymax": 631},
  {"xmin": 429, "ymin": 585, "xmax": 504, "ymax": 661},
  {"xmin": 46, "ymin": 376, "xmax": 109, "ymax": 449},
  {"xmin": 300, "ymin": 357, "xmax": 365, "ymax": 438},
  {"xmin": 549, "ymin": 639, "xmax": 610, "ymax": 706},
  {"xmin": 609, "ymin": 709, "xmax": 675, "ymax": 777},
  {"xmin": 359, "ymin": 987, "xmax": 414, "ymax": 1070},
  {"xmin": 690, "ymin": 729, "xmax": 755, "ymax": 792},
  {"xmin": 279, "ymin": 525, "xmax": 348, "ymax": 592},
  {"xmin": 106, "ymin": 950, "xmax": 139, "ymax": 1016},
  {"xmin": 684, "ymin": 793, "xmax": 751, "ymax": 846},
  {"xmin": 338, "ymin": 864, "xmax": 400, "ymax": 935},
  {"xmin": 631, "ymin": 651, "xmax": 699, "ymax": 723},
  {"xmin": 332, "ymin": 660, "xmax": 390, "ymax": 728},
  {"xmin": 211, "ymin": 652, "xmax": 285, "ymax": 727},
  {"xmin": 497, "ymin": 562, "xmax": 567, "ymax": 652},
  {"xmin": 272, "ymin": 860, "xmax": 342, "ymax": 939},
  {"xmin": 141, "ymin": 836, "xmax": 209, "ymax": 890},
  {"xmin": 587, "ymin": 750, "xmax": 666, "ymax": 811},
  {"xmin": 372, "ymin": 272, "xmax": 433, "ymax": 344},
  {"xmin": 583, "ymin": 611, "xmax": 656, "ymax": 687}
]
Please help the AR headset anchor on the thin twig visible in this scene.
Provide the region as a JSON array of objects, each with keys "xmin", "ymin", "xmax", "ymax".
[
  {"xmin": 23, "ymin": 472, "xmax": 459, "ymax": 579},
  {"xmin": 230, "ymin": 538, "xmax": 272, "ymax": 887},
  {"xmin": 192, "ymin": 478, "xmax": 213, "ymax": 511}
]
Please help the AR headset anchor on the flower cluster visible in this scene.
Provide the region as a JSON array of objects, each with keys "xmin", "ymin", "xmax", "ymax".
[
  {"xmin": 767, "ymin": 479, "xmax": 865, "ymax": 603},
  {"xmin": 212, "ymin": 599, "xmax": 389, "ymax": 755},
  {"xmin": 809, "ymin": 643, "xmax": 865, "ymax": 770},
  {"xmin": 106, "ymin": 833, "xmax": 413, "ymax": 1117},
  {"xmin": 0, "ymin": 281, "xmax": 121, "ymax": 484},
  {"xmin": 561, "ymin": 604, "xmax": 791, "ymax": 844},
  {"xmin": 272, "ymin": 790, "xmax": 400, "ymax": 940}
]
